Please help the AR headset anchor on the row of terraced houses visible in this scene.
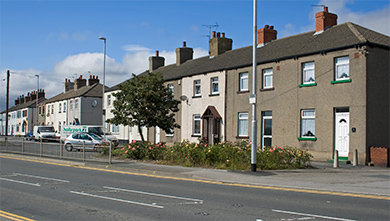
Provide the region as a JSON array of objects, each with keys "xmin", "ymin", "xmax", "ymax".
[{"xmin": 1, "ymin": 8, "xmax": 389, "ymax": 164}]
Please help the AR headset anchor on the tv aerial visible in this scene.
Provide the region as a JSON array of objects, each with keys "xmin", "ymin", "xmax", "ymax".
[{"xmin": 201, "ymin": 22, "xmax": 219, "ymax": 39}]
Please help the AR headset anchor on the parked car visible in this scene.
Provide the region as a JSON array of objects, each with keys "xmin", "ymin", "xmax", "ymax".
[{"xmin": 64, "ymin": 132, "xmax": 108, "ymax": 152}]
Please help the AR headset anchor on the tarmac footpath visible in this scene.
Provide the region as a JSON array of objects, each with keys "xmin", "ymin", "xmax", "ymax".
[{"xmin": 1, "ymin": 153, "xmax": 389, "ymax": 199}]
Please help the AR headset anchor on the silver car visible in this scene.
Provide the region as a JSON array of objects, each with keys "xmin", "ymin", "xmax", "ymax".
[{"xmin": 64, "ymin": 132, "xmax": 108, "ymax": 152}]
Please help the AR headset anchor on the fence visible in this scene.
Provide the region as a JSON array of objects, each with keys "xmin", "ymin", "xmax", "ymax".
[{"xmin": 0, "ymin": 136, "xmax": 112, "ymax": 164}]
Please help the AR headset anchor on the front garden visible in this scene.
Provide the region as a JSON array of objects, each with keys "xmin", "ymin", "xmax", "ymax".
[{"xmin": 105, "ymin": 139, "xmax": 312, "ymax": 170}]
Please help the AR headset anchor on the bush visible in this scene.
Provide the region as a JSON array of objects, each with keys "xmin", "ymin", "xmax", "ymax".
[{"xmin": 108, "ymin": 140, "xmax": 312, "ymax": 170}]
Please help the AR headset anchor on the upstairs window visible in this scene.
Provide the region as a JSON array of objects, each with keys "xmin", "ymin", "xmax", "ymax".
[
  {"xmin": 194, "ymin": 80, "xmax": 201, "ymax": 97},
  {"xmin": 107, "ymin": 95, "xmax": 111, "ymax": 106},
  {"xmin": 335, "ymin": 56, "xmax": 349, "ymax": 80},
  {"xmin": 302, "ymin": 62, "xmax": 315, "ymax": 84},
  {"xmin": 210, "ymin": 77, "xmax": 219, "ymax": 94},
  {"xmin": 63, "ymin": 102, "xmax": 66, "ymax": 112},
  {"xmin": 239, "ymin": 72, "xmax": 248, "ymax": 91},
  {"xmin": 262, "ymin": 68, "xmax": 273, "ymax": 89},
  {"xmin": 51, "ymin": 105, "xmax": 54, "ymax": 114},
  {"xmin": 59, "ymin": 103, "xmax": 62, "ymax": 113},
  {"xmin": 75, "ymin": 99, "xmax": 79, "ymax": 109},
  {"xmin": 69, "ymin": 100, "xmax": 73, "ymax": 110}
]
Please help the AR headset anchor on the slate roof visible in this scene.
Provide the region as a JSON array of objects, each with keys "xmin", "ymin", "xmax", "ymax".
[
  {"xmin": 44, "ymin": 83, "xmax": 107, "ymax": 104},
  {"xmin": 109, "ymin": 22, "xmax": 389, "ymax": 87},
  {"xmin": 1, "ymin": 97, "xmax": 47, "ymax": 114}
]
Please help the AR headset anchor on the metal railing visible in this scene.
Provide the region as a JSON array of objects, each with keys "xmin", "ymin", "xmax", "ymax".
[{"xmin": 0, "ymin": 136, "xmax": 112, "ymax": 164}]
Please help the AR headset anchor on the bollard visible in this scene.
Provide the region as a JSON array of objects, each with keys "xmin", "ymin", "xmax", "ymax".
[
  {"xmin": 22, "ymin": 137, "xmax": 25, "ymax": 155},
  {"xmin": 353, "ymin": 149, "xmax": 358, "ymax": 166},
  {"xmin": 333, "ymin": 150, "xmax": 339, "ymax": 168},
  {"xmin": 60, "ymin": 139, "xmax": 63, "ymax": 159},
  {"xmin": 109, "ymin": 141, "xmax": 112, "ymax": 165},
  {"xmin": 40, "ymin": 138, "xmax": 43, "ymax": 157},
  {"xmin": 83, "ymin": 141, "xmax": 85, "ymax": 161}
]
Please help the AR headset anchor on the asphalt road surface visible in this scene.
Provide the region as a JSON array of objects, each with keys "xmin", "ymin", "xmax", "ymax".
[{"xmin": 0, "ymin": 157, "xmax": 389, "ymax": 221}]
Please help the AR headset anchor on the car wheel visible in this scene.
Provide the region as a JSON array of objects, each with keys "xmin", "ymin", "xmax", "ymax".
[{"xmin": 65, "ymin": 143, "xmax": 73, "ymax": 152}]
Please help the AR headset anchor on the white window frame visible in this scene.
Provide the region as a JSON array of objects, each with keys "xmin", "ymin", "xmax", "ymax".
[
  {"xmin": 262, "ymin": 68, "xmax": 273, "ymax": 89},
  {"xmin": 69, "ymin": 100, "xmax": 73, "ymax": 110},
  {"xmin": 239, "ymin": 72, "xmax": 248, "ymax": 91},
  {"xmin": 59, "ymin": 103, "xmax": 62, "ymax": 113},
  {"xmin": 194, "ymin": 80, "xmax": 201, "ymax": 97},
  {"xmin": 111, "ymin": 124, "xmax": 119, "ymax": 133},
  {"xmin": 211, "ymin": 77, "xmax": 219, "ymax": 94},
  {"xmin": 301, "ymin": 109, "xmax": 315, "ymax": 137},
  {"xmin": 75, "ymin": 99, "xmax": 79, "ymax": 110},
  {"xmin": 51, "ymin": 104, "xmax": 54, "ymax": 114},
  {"xmin": 238, "ymin": 112, "xmax": 248, "ymax": 137},
  {"xmin": 302, "ymin": 62, "xmax": 315, "ymax": 84},
  {"xmin": 63, "ymin": 102, "xmax": 66, "ymax": 112},
  {"xmin": 107, "ymin": 95, "xmax": 111, "ymax": 106},
  {"xmin": 262, "ymin": 111, "xmax": 272, "ymax": 148},
  {"xmin": 193, "ymin": 114, "xmax": 201, "ymax": 136},
  {"xmin": 335, "ymin": 56, "xmax": 350, "ymax": 81}
]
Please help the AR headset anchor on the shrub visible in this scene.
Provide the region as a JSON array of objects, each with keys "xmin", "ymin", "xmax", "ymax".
[{"xmin": 108, "ymin": 140, "xmax": 312, "ymax": 170}]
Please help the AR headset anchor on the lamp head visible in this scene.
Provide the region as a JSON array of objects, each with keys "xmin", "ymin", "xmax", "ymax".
[{"xmin": 99, "ymin": 37, "xmax": 106, "ymax": 41}]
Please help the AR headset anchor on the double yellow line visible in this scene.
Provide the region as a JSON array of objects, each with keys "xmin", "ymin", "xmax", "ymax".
[{"xmin": 0, "ymin": 210, "xmax": 35, "ymax": 221}]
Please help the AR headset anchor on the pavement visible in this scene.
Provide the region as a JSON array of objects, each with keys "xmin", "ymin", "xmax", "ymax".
[{"xmin": 2, "ymin": 153, "xmax": 389, "ymax": 198}]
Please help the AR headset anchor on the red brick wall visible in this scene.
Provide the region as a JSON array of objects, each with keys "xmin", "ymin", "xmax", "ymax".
[{"xmin": 370, "ymin": 147, "xmax": 389, "ymax": 167}]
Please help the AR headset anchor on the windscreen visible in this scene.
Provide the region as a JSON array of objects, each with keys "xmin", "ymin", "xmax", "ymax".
[
  {"xmin": 88, "ymin": 127, "xmax": 104, "ymax": 136},
  {"xmin": 39, "ymin": 127, "xmax": 55, "ymax": 132}
]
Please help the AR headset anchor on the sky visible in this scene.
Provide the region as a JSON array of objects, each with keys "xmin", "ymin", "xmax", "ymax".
[{"xmin": 1, "ymin": 0, "xmax": 389, "ymax": 112}]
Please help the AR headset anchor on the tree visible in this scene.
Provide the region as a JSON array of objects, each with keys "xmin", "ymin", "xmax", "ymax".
[{"xmin": 106, "ymin": 72, "xmax": 180, "ymax": 142}]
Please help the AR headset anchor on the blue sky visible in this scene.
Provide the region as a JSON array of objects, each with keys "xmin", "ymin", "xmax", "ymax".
[{"xmin": 1, "ymin": 0, "xmax": 389, "ymax": 112}]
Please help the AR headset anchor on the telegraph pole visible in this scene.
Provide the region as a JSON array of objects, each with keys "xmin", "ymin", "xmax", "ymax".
[{"xmin": 5, "ymin": 70, "xmax": 10, "ymax": 138}]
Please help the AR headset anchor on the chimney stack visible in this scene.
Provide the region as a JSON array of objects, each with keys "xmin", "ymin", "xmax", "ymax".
[
  {"xmin": 64, "ymin": 78, "xmax": 75, "ymax": 92},
  {"xmin": 176, "ymin": 41, "xmax": 193, "ymax": 66},
  {"xmin": 74, "ymin": 75, "xmax": 87, "ymax": 90},
  {"xmin": 315, "ymin": 6, "xmax": 338, "ymax": 33},
  {"xmin": 209, "ymin": 32, "xmax": 233, "ymax": 57},
  {"xmin": 258, "ymin": 25, "xmax": 277, "ymax": 47},
  {"xmin": 149, "ymin": 50, "xmax": 165, "ymax": 72},
  {"xmin": 88, "ymin": 75, "xmax": 100, "ymax": 86},
  {"xmin": 15, "ymin": 98, "xmax": 19, "ymax": 106}
]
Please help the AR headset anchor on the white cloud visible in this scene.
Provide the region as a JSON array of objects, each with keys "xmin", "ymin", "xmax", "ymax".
[
  {"xmin": 1, "ymin": 46, "xmax": 208, "ymax": 112},
  {"xmin": 122, "ymin": 44, "xmax": 151, "ymax": 52}
]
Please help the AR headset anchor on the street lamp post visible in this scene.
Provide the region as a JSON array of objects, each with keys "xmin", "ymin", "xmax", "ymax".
[
  {"xmin": 35, "ymin": 75, "xmax": 39, "ymax": 126},
  {"xmin": 99, "ymin": 37, "xmax": 106, "ymax": 140}
]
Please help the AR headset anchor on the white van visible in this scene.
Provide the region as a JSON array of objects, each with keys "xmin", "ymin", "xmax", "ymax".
[
  {"xmin": 33, "ymin": 126, "xmax": 57, "ymax": 141},
  {"xmin": 61, "ymin": 125, "xmax": 119, "ymax": 146}
]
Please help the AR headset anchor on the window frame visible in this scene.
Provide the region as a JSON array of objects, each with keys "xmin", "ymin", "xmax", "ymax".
[
  {"xmin": 237, "ymin": 112, "xmax": 249, "ymax": 137},
  {"xmin": 302, "ymin": 61, "xmax": 315, "ymax": 84},
  {"xmin": 193, "ymin": 80, "xmax": 201, "ymax": 97},
  {"xmin": 300, "ymin": 109, "xmax": 316, "ymax": 138},
  {"xmin": 335, "ymin": 56, "xmax": 350, "ymax": 81},
  {"xmin": 262, "ymin": 111, "xmax": 272, "ymax": 149},
  {"xmin": 210, "ymin": 77, "xmax": 219, "ymax": 95},
  {"xmin": 262, "ymin": 68, "xmax": 273, "ymax": 89},
  {"xmin": 193, "ymin": 114, "xmax": 201, "ymax": 136},
  {"xmin": 239, "ymin": 72, "xmax": 249, "ymax": 92}
]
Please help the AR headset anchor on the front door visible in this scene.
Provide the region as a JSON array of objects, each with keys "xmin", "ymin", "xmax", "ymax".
[{"xmin": 335, "ymin": 111, "xmax": 350, "ymax": 157}]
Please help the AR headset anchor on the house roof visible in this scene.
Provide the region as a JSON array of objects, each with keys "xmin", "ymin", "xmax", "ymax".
[
  {"xmin": 44, "ymin": 83, "xmax": 107, "ymax": 104},
  {"xmin": 1, "ymin": 97, "xmax": 47, "ymax": 114},
  {"xmin": 153, "ymin": 22, "xmax": 389, "ymax": 81},
  {"xmin": 108, "ymin": 22, "xmax": 389, "ymax": 88}
]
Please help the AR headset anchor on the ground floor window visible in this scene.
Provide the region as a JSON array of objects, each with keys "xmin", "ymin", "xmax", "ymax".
[
  {"xmin": 301, "ymin": 109, "xmax": 315, "ymax": 137},
  {"xmin": 262, "ymin": 111, "xmax": 272, "ymax": 149},
  {"xmin": 193, "ymin": 115, "xmax": 201, "ymax": 136},
  {"xmin": 112, "ymin": 124, "xmax": 119, "ymax": 133},
  {"xmin": 238, "ymin": 112, "xmax": 248, "ymax": 137}
]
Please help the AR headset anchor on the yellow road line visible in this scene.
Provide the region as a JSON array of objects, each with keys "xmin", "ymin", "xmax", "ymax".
[
  {"xmin": 0, "ymin": 210, "xmax": 35, "ymax": 221},
  {"xmin": 1, "ymin": 154, "xmax": 389, "ymax": 201}
]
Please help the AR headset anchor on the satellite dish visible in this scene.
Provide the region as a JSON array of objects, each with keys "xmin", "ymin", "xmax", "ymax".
[{"xmin": 179, "ymin": 95, "xmax": 188, "ymax": 101}]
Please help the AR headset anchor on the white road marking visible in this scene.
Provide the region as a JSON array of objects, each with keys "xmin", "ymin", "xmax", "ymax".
[
  {"xmin": 104, "ymin": 186, "xmax": 203, "ymax": 203},
  {"xmin": 0, "ymin": 177, "xmax": 40, "ymax": 187},
  {"xmin": 272, "ymin": 209, "xmax": 356, "ymax": 221},
  {"xmin": 70, "ymin": 191, "xmax": 164, "ymax": 209},
  {"xmin": 13, "ymin": 173, "xmax": 70, "ymax": 183}
]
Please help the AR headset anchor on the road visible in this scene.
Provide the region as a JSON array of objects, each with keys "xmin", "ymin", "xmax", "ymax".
[{"xmin": 0, "ymin": 156, "xmax": 389, "ymax": 221}]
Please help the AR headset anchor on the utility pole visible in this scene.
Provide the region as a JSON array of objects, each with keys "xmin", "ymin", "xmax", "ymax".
[{"xmin": 5, "ymin": 70, "xmax": 10, "ymax": 138}]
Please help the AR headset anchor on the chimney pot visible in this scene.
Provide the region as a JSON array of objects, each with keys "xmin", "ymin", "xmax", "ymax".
[
  {"xmin": 156, "ymin": 50, "xmax": 159, "ymax": 57},
  {"xmin": 183, "ymin": 41, "xmax": 186, "ymax": 47},
  {"xmin": 79, "ymin": 75, "xmax": 82, "ymax": 79},
  {"xmin": 217, "ymin": 32, "xmax": 220, "ymax": 38},
  {"xmin": 221, "ymin": 33, "xmax": 225, "ymax": 38},
  {"xmin": 265, "ymin": 25, "xmax": 269, "ymax": 29},
  {"xmin": 270, "ymin": 26, "xmax": 274, "ymax": 30},
  {"xmin": 212, "ymin": 31, "xmax": 216, "ymax": 38},
  {"xmin": 324, "ymin": 6, "xmax": 328, "ymax": 12}
]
